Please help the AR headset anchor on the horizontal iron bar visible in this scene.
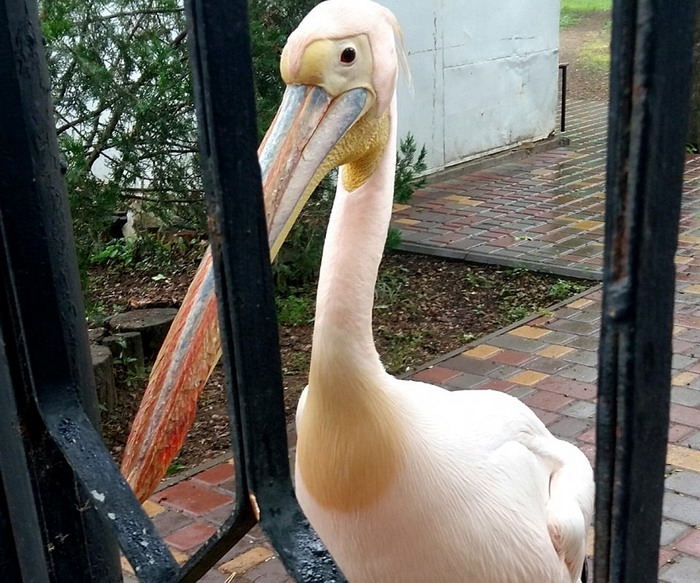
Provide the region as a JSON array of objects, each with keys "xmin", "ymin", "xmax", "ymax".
[{"xmin": 595, "ymin": 1, "xmax": 697, "ymax": 582}]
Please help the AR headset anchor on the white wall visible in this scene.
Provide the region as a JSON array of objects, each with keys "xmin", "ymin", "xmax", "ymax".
[{"xmin": 383, "ymin": 0, "xmax": 561, "ymax": 174}]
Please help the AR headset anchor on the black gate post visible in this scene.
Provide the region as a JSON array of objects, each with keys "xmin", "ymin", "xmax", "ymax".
[
  {"xmin": 596, "ymin": 1, "xmax": 697, "ymax": 581},
  {"xmin": 0, "ymin": 0, "xmax": 121, "ymax": 579}
]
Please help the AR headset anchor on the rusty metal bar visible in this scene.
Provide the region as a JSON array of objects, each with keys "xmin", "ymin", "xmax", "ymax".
[{"xmin": 595, "ymin": 1, "xmax": 697, "ymax": 581}]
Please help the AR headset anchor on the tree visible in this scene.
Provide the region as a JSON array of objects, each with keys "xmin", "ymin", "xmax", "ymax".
[{"xmin": 40, "ymin": 0, "xmax": 318, "ymax": 268}]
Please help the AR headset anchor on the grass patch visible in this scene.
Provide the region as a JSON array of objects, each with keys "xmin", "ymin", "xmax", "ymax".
[
  {"xmin": 561, "ymin": 0, "xmax": 612, "ymax": 27},
  {"xmin": 579, "ymin": 39, "xmax": 610, "ymax": 71}
]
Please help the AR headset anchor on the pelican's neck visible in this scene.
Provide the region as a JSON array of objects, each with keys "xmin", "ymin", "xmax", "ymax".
[{"xmin": 309, "ymin": 97, "xmax": 398, "ymax": 392}]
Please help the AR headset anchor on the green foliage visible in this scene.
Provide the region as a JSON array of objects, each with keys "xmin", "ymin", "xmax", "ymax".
[
  {"xmin": 40, "ymin": 0, "xmax": 318, "ymax": 273},
  {"xmin": 88, "ymin": 234, "xmax": 202, "ymax": 275},
  {"xmin": 561, "ymin": 0, "xmax": 611, "ymax": 12},
  {"xmin": 385, "ymin": 227, "xmax": 403, "ymax": 250},
  {"xmin": 548, "ymin": 279, "xmax": 587, "ymax": 301},
  {"xmin": 560, "ymin": 0, "xmax": 611, "ymax": 27},
  {"xmin": 386, "ymin": 133, "xmax": 428, "ymax": 248},
  {"xmin": 464, "ymin": 270, "xmax": 490, "ymax": 288},
  {"xmin": 559, "ymin": 0, "xmax": 612, "ymax": 28},
  {"xmin": 375, "ymin": 266, "xmax": 409, "ymax": 309},
  {"xmin": 579, "ymin": 39, "xmax": 610, "ymax": 71},
  {"xmin": 394, "ymin": 133, "xmax": 427, "ymax": 204},
  {"xmin": 276, "ymin": 294, "xmax": 314, "ymax": 326}
]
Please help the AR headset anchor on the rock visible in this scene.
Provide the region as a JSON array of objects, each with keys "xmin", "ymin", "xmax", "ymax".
[
  {"xmin": 102, "ymin": 332, "xmax": 145, "ymax": 378},
  {"xmin": 88, "ymin": 327, "xmax": 107, "ymax": 343},
  {"xmin": 106, "ymin": 308, "xmax": 178, "ymax": 360},
  {"xmin": 91, "ymin": 345, "xmax": 116, "ymax": 413}
]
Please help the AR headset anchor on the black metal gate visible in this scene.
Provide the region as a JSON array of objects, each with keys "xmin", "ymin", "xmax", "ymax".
[{"xmin": 0, "ymin": 0, "xmax": 696, "ymax": 581}]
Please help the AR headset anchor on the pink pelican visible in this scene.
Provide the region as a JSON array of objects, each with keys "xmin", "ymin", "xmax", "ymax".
[{"xmin": 122, "ymin": 2, "xmax": 594, "ymax": 581}]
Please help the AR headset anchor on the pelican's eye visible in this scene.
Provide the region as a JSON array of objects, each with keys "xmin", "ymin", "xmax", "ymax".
[{"xmin": 340, "ymin": 47, "xmax": 356, "ymax": 64}]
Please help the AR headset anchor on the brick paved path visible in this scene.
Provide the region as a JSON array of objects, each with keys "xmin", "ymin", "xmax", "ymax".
[
  {"xmin": 394, "ymin": 100, "xmax": 700, "ymax": 286},
  {"xmin": 123, "ymin": 101, "xmax": 700, "ymax": 581}
]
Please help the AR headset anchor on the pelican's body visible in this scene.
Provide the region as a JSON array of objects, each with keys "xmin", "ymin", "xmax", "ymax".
[
  {"xmin": 298, "ymin": 381, "xmax": 589, "ymax": 582},
  {"xmin": 286, "ymin": 4, "xmax": 593, "ymax": 581},
  {"xmin": 123, "ymin": 1, "xmax": 594, "ymax": 580}
]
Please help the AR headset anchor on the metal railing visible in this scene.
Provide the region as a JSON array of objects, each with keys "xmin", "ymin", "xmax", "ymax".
[{"xmin": 0, "ymin": 0, "xmax": 697, "ymax": 581}]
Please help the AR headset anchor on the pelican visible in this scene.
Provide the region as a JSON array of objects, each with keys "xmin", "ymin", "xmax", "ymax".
[{"xmin": 122, "ymin": 1, "xmax": 594, "ymax": 581}]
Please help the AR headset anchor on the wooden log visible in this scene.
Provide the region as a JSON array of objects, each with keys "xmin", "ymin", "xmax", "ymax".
[
  {"xmin": 102, "ymin": 331, "xmax": 145, "ymax": 378},
  {"xmin": 90, "ymin": 345, "xmax": 116, "ymax": 413},
  {"xmin": 105, "ymin": 308, "xmax": 177, "ymax": 361}
]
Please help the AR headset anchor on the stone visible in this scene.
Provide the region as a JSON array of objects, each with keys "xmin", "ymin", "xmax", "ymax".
[
  {"xmin": 87, "ymin": 327, "xmax": 107, "ymax": 343},
  {"xmin": 106, "ymin": 308, "xmax": 177, "ymax": 360},
  {"xmin": 90, "ymin": 345, "xmax": 116, "ymax": 413}
]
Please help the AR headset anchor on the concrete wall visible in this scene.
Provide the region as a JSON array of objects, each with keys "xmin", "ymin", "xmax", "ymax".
[{"xmin": 383, "ymin": 0, "xmax": 561, "ymax": 174}]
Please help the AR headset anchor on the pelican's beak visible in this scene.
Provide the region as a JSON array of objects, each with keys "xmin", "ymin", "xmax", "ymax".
[
  {"xmin": 260, "ymin": 84, "xmax": 369, "ymax": 256},
  {"xmin": 121, "ymin": 84, "xmax": 370, "ymax": 502}
]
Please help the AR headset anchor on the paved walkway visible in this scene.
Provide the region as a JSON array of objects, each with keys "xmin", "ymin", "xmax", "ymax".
[{"xmin": 123, "ymin": 101, "xmax": 700, "ymax": 582}]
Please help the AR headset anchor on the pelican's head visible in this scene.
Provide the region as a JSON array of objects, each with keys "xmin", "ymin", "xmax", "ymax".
[{"xmin": 261, "ymin": 0, "xmax": 406, "ymax": 256}]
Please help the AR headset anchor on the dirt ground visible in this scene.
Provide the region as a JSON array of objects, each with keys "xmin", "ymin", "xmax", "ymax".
[
  {"xmin": 559, "ymin": 11, "xmax": 611, "ymax": 101},
  {"xmin": 93, "ymin": 14, "xmax": 606, "ymax": 476},
  {"xmin": 93, "ymin": 250, "xmax": 590, "ymax": 471}
]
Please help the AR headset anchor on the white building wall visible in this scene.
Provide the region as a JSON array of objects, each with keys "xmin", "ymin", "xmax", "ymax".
[{"xmin": 382, "ymin": 0, "xmax": 561, "ymax": 174}]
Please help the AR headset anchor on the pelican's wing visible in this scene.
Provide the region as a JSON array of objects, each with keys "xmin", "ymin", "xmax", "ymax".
[{"xmin": 543, "ymin": 438, "xmax": 594, "ymax": 583}]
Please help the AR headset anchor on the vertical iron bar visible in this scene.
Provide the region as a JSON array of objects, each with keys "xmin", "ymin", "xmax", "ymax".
[
  {"xmin": 596, "ymin": 1, "xmax": 697, "ymax": 581},
  {"xmin": 0, "ymin": 332, "xmax": 40, "ymax": 583},
  {"xmin": 0, "ymin": 0, "xmax": 122, "ymax": 579},
  {"xmin": 184, "ymin": 0, "xmax": 345, "ymax": 580},
  {"xmin": 560, "ymin": 63, "xmax": 568, "ymax": 133}
]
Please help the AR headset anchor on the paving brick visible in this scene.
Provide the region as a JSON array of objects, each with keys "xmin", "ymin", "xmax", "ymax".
[
  {"xmin": 659, "ymin": 548, "xmax": 679, "ymax": 570},
  {"xmin": 561, "ymin": 400, "xmax": 597, "ymax": 420},
  {"xmin": 537, "ymin": 345, "xmax": 574, "ymax": 358},
  {"xmin": 444, "ymin": 372, "xmax": 489, "ymax": 390},
  {"xmin": 672, "ymin": 387, "xmax": 700, "ymax": 408},
  {"xmin": 562, "ymin": 349, "xmax": 598, "ymax": 367},
  {"xmin": 675, "ymin": 529, "xmax": 700, "ymax": 557},
  {"xmin": 508, "ymin": 370, "xmax": 549, "ymax": 386},
  {"xmin": 462, "ymin": 344, "xmax": 502, "ymax": 359},
  {"xmin": 243, "ymin": 557, "xmax": 292, "ymax": 583},
  {"xmin": 536, "ymin": 376, "xmax": 597, "ymax": 400},
  {"xmin": 490, "ymin": 349, "xmax": 534, "ymax": 366},
  {"xmin": 666, "ymin": 470, "xmax": 700, "ymax": 497},
  {"xmin": 412, "ymin": 366, "xmax": 461, "ymax": 384},
  {"xmin": 165, "ymin": 522, "xmax": 217, "ymax": 552},
  {"xmin": 220, "ymin": 546, "xmax": 275, "ymax": 575},
  {"xmin": 489, "ymin": 334, "xmax": 549, "ymax": 353},
  {"xmin": 142, "ymin": 500, "xmax": 165, "ymax": 518},
  {"xmin": 152, "ymin": 508, "xmax": 195, "ymax": 538},
  {"xmin": 558, "ymin": 363, "xmax": 598, "ymax": 383},
  {"xmin": 197, "ymin": 570, "xmax": 231, "ymax": 583},
  {"xmin": 508, "ymin": 325, "xmax": 551, "ymax": 339},
  {"xmin": 663, "ymin": 491, "xmax": 700, "ymax": 525},
  {"xmin": 523, "ymin": 390, "xmax": 573, "ymax": 412},
  {"xmin": 479, "ymin": 379, "xmax": 515, "ymax": 392},
  {"xmin": 661, "ymin": 519, "xmax": 691, "ymax": 546},
  {"xmin": 204, "ymin": 503, "xmax": 235, "ymax": 526},
  {"xmin": 156, "ymin": 481, "xmax": 232, "ymax": 516},
  {"xmin": 439, "ymin": 356, "xmax": 503, "ymax": 375},
  {"xmin": 523, "ymin": 356, "xmax": 569, "ymax": 374},
  {"xmin": 668, "ymin": 445, "xmax": 700, "ymax": 472},
  {"xmin": 659, "ymin": 555, "xmax": 700, "ymax": 583},
  {"xmin": 193, "ymin": 463, "xmax": 235, "ymax": 487},
  {"xmin": 508, "ymin": 386, "xmax": 537, "ymax": 399},
  {"xmin": 669, "ymin": 425, "xmax": 696, "ymax": 443},
  {"xmin": 546, "ymin": 417, "xmax": 591, "ymax": 439},
  {"xmin": 671, "ymin": 405, "xmax": 700, "ymax": 429},
  {"xmin": 530, "ymin": 407, "xmax": 560, "ymax": 426}
]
